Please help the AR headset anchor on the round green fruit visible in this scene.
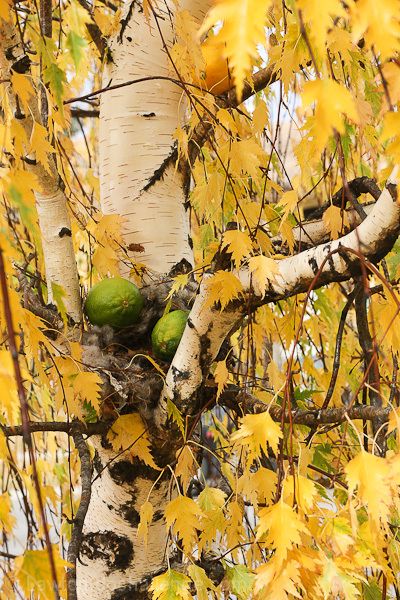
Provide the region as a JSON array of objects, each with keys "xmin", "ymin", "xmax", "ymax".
[
  {"xmin": 151, "ymin": 310, "xmax": 189, "ymax": 361},
  {"xmin": 84, "ymin": 277, "xmax": 143, "ymax": 328}
]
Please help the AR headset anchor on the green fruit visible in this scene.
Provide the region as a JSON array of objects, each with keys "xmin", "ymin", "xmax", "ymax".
[
  {"xmin": 84, "ymin": 277, "xmax": 143, "ymax": 328},
  {"xmin": 151, "ymin": 310, "xmax": 189, "ymax": 361}
]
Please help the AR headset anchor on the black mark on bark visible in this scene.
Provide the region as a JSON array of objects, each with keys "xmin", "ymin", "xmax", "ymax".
[
  {"xmin": 143, "ymin": 112, "xmax": 155, "ymax": 118},
  {"xmin": 386, "ymin": 182, "xmax": 398, "ymax": 202},
  {"xmin": 80, "ymin": 531, "xmax": 133, "ymax": 572},
  {"xmin": 308, "ymin": 256, "xmax": 319, "ymax": 275},
  {"xmin": 143, "ymin": 146, "xmax": 178, "ymax": 192},
  {"xmin": 59, "ymin": 227, "xmax": 72, "ymax": 238},
  {"xmin": 120, "ymin": 501, "xmax": 140, "ymax": 526}
]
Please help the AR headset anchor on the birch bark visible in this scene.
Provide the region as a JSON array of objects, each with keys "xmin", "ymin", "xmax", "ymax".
[
  {"xmin": 0, "ymin": 19, "xmax": 82, "ymax": 322},
  {"xmin": 99, "ymin": 0, "xmax": 211, "ymax": 276}
]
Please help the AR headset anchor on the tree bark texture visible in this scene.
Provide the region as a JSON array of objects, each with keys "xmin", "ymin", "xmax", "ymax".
[
  {"xmin": 99, "ymin": 0, "xmax": 212, "ymax": 276},
  {"xmin": 0, "ymin": 19, "xmax": 82, "ymax": 322}
]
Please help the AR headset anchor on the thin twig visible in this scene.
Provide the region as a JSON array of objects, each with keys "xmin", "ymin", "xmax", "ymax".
[
  {"xmin": 67, "ymin": 429, "xmax": 92, "ymax": 600},
  {"xmin": 0, "ymin": 246, "xmax": 60, "ymax": 600}
]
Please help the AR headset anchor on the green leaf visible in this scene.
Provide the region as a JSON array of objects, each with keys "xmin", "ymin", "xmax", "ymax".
[
  {"xmin": 51, "ymin": 281, "xmax": 68, "ymax": 325},
  {"xmin": 150, "ymin": 569, "xmax": 192, "ymax": 600},
  {"xmin": 43, "ymin": 63, "xmax": 67, "ymax": 109},
  {"xmin": 66, "ymin": 30, "xmax": 86, "ymax": 71},
  {"xmin": 224, "ymin": 562, "xmax": 254, "ymax": 600}
]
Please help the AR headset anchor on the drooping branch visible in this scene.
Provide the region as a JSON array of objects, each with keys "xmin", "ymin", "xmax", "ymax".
[
  {"xmin": 0, "ymin": 18, "xmax": 82, "ymax": 321},
  {"xmin": 67, "ymin": 430, "xmax": 92, "ymax": 600},
  {"xmin": 161, "ymin": 167, "xmax": 400, "ymax": 420}
]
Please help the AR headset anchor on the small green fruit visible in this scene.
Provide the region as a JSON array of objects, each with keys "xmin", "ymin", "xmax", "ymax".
[
  {"xmin": 151, "ymin": 310, "xmax": 189, "ymax": 361},
  {"xmin": 84, "ymin": 277, "xmax": 143, "ymax": 328}
]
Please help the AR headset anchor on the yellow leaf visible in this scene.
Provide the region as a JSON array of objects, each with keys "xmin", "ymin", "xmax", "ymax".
[
  {"xmin": 188, "ymin": 564, "xmax": 216, "ymax": 600},
  {"xmin": 165, "ymin": 495, "xmax": 204, "ymax": 553},
  {"xmin": 351, "ymin": 0, "xmax": 400, "ymax": 59},
  {"xmin": 15, "ymin": 547, "xmax": 68, "ymax": 600},
  {"xmin": 0, "ymin": 493, "xmax": 16, "ymax": 535},
  {"xmin": 29, "ymin": 122, "xmax": 55, "ymax": 174},
  {"xmin": 256, "ymin": 500, "xmax": 309, "ymax": 564},
  {"xmin": 277, "ymin": 189, "xmax": 299, "ymax": 222},
  {"xmin": 200, "ymin": 0, "xmax": 271, "ymax": 100},
  {"xmin": 214, "ymin": 359, "xmax": 229, "ymax": 400},
  {"xmin": 297, "ymin": 0, "xmax": 347, "ymax": 54},
  {"xmin": 221, "ymin": 229, "xmax": 253, "ymax": 268},
  {"xmin": 204, "ymin": 271, "xmax": 243, "ymax": 310},
  {"xmin": 72, "ymin": 371, "xmax": 102, "ymax": 416},
  {"xmin": 302, "ymin": 79, "xmax": 358, "ymax": 153},
  {"xmin": 175, "ymin": 444, "xmax": 197, "ymax": 490},
  {"xmin": 345, "ymin": 451, "xmax": 393, "ymax": 527},
  {"xmin": 323, "ymin": 204, "xmax": 349, "ymax": 240},
  {"xmin": 107, "ymin": 414, "xmax": 158, "ymax": 469},
  {"xmin": 231, "ymin": 411, "xmax": 282, "ymax": 462},
  {"xmin": 150, "ymin": 569, "xmax": 192, "ymax": 600},
  {"xmin": 197, "ymin": 486, "xmax": 227, "ymax": 511},
  {"xmin": 10, "ymin": 73, "xmax": 35, "ymax": 114},
  {"xmin": 137, "ymin": 500, "xmax": 154, "ymax": 550},
  {"xmin": 248, "ymin": 255, "xmax": 280, "ymax": 297}
]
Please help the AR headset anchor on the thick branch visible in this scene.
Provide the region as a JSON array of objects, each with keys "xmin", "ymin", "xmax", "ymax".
[
  {"xmin": 161, "ymin": 167, "xmax": 400, "ymax": 420},
  {"xmin": 220, "ymin": 388, "xmax": 394, "ymax": 426}
]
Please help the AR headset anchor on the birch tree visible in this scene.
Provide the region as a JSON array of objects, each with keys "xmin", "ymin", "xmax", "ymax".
[{"xmin": 1, "ymin": 1, "xmax": 400, "ymax": 600}]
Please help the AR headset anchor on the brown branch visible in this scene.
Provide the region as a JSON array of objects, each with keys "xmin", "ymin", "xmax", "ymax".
[
  {"xmin": 305, "ymin": 283, "xmax": 360, "ymax": 445},
  {"xmin": 67, "ymin": 430, "xmax": 92, "ymax": 600},
  {"xmin": 220, "ymin": 387, "xmax": 394, "ymax": 427},
  {"xmin": 75, "ymin": 0, "xmax": 106, "ymax": 57},
  {"xmin": 0, "ymin": 421, "xmax": 109, "ymax": 437}
]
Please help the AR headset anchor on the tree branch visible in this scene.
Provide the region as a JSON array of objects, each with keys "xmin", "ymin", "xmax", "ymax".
[
  {"xmin": 67, "ymin": 430, "xmax": 92, "ymax": 600},
  {"xmin": 0, "ymin": 421, "xmax": 109, "ymax": 437},
  {"xmin": 220, "ymin": 387, "xmax": 394, "ymax": 426},
  {"xmin": 160, "ymin": 167, "xmax": 400, "ymax": 421}
]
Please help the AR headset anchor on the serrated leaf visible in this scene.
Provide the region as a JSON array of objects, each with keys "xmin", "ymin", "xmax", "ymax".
[
  {"xmin": 231, "ymin": 410, "xmax": 283, "ymax": 462},
  {"xmin": 165, "ymin": 495, "xmax": 205, "ymax": 553},
  {"xmin": 107, "ymin": 414, "xmax": 158, "ymax": 469},
  {"xmin": 224, "ymin": 563, "xmax": 254, "ymax": 600},
  {"xmin": 51, "ymin": 281, "xmax": 68, "ymax": 325},
  {"xmin": 204, "ymin": 271, "xmax": 243, "ymax": 310},
  {"xmin": 15, "ymin": 547, "xmax": 68, "ymax": 600},
  {"xmin": 248, "ymin": 255, "xmax": 280, "ymax": 297},
  {"xmin": 221, "ymin": 229, "xmax": 253, "ymax": 268},
  {"xmin": 150, "ymin": 569, "xmax": 192, "ymax": 600},
  {"xmin": 188, "ymin": 564, "xmax": 216, "ymax": 600},
  {"xmin": 43, "ymin": 63, "xmax": 67, "ymax": 109},
  {"xmin": 137, "ymin": 500, "xmax": 154, "ymax": 550},
  {"xmin": 302, "ymin": 79, "xmax": 358, "ymax": 153},
  {"xmin": 167, "ymin": 397, "xmax": 185, "ymax": 436},
  {"xmin": 66, "ymin": 30, "xmax": 86, "ymax": 71},
  {"xmin": 200, "ymin": 0, "xmax": 271, "ymax": 100}
]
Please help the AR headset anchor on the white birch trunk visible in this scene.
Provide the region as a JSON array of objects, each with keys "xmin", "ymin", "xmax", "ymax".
[
  {"xmin": 99, "ymin": 0, "xmax": 211, "ymax": 276},
  {"xmin": 77, "ymin": 440, "xmax": 172, "ymax": 600},
  {"xmin": 0, "ymin": 19, "xmax": 82, "ymax": 322}
]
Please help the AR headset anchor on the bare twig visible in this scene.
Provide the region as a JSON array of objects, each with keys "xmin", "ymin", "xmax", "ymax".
[
  {"xmin": 67, "ymin": 429, "xmax": 92, "ymax": 600},
  {"xmin": 0, "ymin": 421, "xmax": 109, "ymax": 437},
  {"xmin": 0, "ymin": 246, "xmax": 60, "ymax": 600}
]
